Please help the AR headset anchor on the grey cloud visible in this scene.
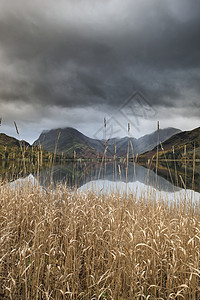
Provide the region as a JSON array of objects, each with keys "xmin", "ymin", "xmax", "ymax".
[{"xmin": 0, "ymin": 0, "xmax": 200, "ymax": 138}]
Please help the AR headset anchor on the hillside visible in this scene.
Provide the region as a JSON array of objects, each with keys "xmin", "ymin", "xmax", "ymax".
[
  {"xmin": 135, "ymin": 127, "xmax": 181, "ymax": 154},
  {"xmin": 0, "ymin": 133, "xmax": 29, "ymax": 147},
  {"xmin": 140, "ymin": 126, "xmax": 200, "ymax": 160},
  {"xmin": 0, "ymin": 133, "xmax": 52, "ymax": 161},
  {"xmin": 34, "ymin": 127, "xmax": 181, "ymax": 158},
  {"xmin": 33, "ymin": 127, "xmax": 103, "ymax": 158},
  {"xmin": 0, "ymin": 133, "xmax": 30, "ymax": 159},
  {"xmin": 116, "ymin": 127, "xmax": 181, "ymax": 156}
]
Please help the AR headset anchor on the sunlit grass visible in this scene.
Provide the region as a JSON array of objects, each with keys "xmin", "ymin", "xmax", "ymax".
[{"xmin": 0, "ymin": 178, "xmax": 200, "ymax": 299}]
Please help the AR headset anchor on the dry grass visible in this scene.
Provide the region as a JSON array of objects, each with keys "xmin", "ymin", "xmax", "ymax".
[{"xmin": 0, "ymin": 179, "xmax": 200, "ymax": 299}]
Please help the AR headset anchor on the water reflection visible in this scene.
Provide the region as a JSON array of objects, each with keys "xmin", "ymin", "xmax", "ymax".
[
  {"xmin": 146, "ymin": 160, "xmax": 200, "ymax": 193},
  {"xmin": 1, "ymin": 159, "xmax": 200, "ymax": 194},
  {"xmin": 36, "ymin": 161, "xmax": 179, "ymax": 193}
]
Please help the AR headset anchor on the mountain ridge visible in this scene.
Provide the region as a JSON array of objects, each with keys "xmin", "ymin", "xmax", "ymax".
[
  {"xmin": 34, "ymin": 127, "xmax": 181, "ymax": 157},
  {"xmin": 140, "ymin": 126, "xmax": 200, "ymax": 160},
  {"xmin": 0, "ymin": 133, "xmax": 30, "ymax": 159}
]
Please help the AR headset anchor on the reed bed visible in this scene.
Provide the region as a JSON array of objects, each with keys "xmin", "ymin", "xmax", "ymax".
[{"xmin": 0, "ymin": 179, "xmax": 200, "ymax": 299}]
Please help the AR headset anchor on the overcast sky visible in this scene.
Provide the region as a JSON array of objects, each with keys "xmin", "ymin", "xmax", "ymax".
[{"xmin": 0, "ymin": 0, "xmax": 200, "ymax": 143}]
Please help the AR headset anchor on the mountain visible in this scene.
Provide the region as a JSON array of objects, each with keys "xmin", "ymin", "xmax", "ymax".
[
  {"xmin": 114, "ymin": 127, "xmax": 181, "ymax": 156},
  {"xmin": 0, "ymin": 133, "xmax": 51, "ymax": 161},
  {"xmin": 135, "ymin": 127, "xmax": 182, "ymax": 154},
  {"xmin": 0, "ymin": 133, "xmax": 29, "ymax": 147},
  {"xmin": 33, "ymin": 127, "xmax": 104, "ymax": 158},
  {"xmin": 0, "ymin": 133, "xmax": 30, "ymax": 159},
  {"xmin": 140, "ymin": 126, "xmax": 200, "ymax": 160},
  {"xmin": 33, "ymin": 127, "xmax": 181, "ymax": 158}
]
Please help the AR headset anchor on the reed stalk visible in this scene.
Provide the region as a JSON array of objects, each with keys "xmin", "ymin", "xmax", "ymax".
[{"xmin": 0, "ymin": 178, "xmax": 199, "ymax": 299}]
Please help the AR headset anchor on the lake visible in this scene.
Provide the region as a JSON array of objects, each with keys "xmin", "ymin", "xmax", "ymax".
[{"xmin": 1, "ymin": 159, "xmax": 200, "ymax": 202}]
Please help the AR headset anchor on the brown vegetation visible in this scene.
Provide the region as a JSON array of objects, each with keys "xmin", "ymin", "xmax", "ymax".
[{"xmin": 0, "ymin": 179, "xmax": 200, "ymax": 299}]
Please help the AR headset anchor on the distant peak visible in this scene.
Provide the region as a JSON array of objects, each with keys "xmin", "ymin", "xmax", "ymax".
[{"xmin": 42, "ymin": 130, "xmax": 49, "ymax": 134}]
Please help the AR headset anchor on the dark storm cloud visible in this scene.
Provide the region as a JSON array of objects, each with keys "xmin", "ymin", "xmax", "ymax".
[{"xmin": 0, "ymin": 0, "xmax": 200, "ymax": 114}]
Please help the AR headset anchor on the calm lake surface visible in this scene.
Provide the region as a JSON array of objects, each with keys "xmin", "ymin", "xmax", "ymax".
[{"xmin": 1, "ymin": 159, "xmax": 200, "ymax": 202}]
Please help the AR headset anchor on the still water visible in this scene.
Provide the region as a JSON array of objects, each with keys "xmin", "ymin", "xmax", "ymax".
[{"xmin": 1, "ymin": 159, "xmax": 200, "ymax": 202}]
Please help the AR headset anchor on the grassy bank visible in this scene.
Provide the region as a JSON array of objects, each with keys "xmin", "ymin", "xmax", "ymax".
[{"xmin": 0, "ymin": 180, "xmax": 200, "ymax": 299}]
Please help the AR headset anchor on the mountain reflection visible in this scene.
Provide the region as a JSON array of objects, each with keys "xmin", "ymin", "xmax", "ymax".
[
  {"xmin": 36, "ymin": 161, "xmax": 179, "ymax": 193},
  {"xmin": 1, "ymin": 159, "xmax": 200, "ymax": 194}
]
